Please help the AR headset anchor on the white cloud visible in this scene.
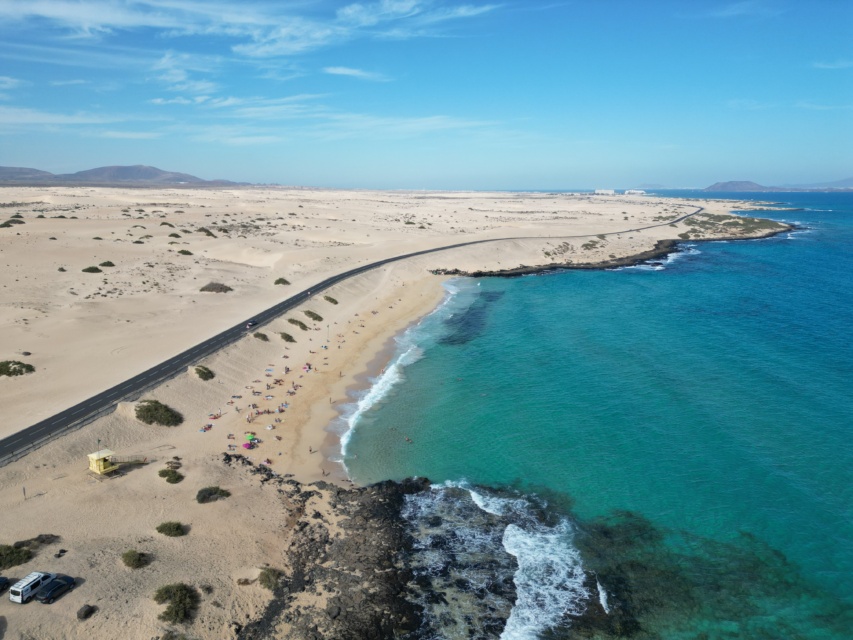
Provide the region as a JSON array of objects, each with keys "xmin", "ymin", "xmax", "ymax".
[
  {"xmin": 0, "ymin": 76, "xmax": 23, "ymax": 90},
  {"xmin": 323, "ymin": 66, "xmax": 390, "ymax": 81},
  {"xmin": 50, "ymin": 79, "xmax": 90, "ymax": 86},
  {"xmin": 0, "ymin": 105, "xmax": 120, "ymax": 125},
  {"xmin": 150, "ymin": 96, "xmax": 193, "ymax": 105},
  {"xmin": 99, "ymin": 130, "xmax": 162, "ymax": 139},
  {"xmin": 813, "ymin": 59, "xmax": 853, "ymax": 70}
]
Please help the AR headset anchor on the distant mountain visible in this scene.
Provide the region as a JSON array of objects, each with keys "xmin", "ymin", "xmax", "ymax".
[
  {"xmin": 705, "ymin": 179, "xmax": 853, "ymax": 192},
  {"xmin": 0, "ymin": 164, "xmax": 242, "ymax": 186},
  {"xmin": 0, "ymin": 166, "xmax": 56, "ymax": 181},
  {"xmin": 704, "ymin": 181, "xmax": 777, "ymax": 192},
  {"xmin": 788, "ymin": 176, "xmax": 853, "ymax": 190}
]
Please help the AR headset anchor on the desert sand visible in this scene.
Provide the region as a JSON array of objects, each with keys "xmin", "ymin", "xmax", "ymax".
[{"xmin": 0, "ymin": 187, "xmax": 790, "ymax": 639}]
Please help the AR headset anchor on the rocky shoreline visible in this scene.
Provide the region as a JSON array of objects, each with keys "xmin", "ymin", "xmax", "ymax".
[{"xmin": 223, "ymin": 454, "xmax": 654, "ymax": 639}]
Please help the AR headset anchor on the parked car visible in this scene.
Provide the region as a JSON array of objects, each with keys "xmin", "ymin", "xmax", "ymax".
[
  {"xmin": 34, "ymin": 575, "xmax": 76, "ymax": 604},
  {"xmin": 0, "ymin": 576, "xmax": 10, "ymax": 594},
  {"xmin": 8, "ymin": 571, "xmax": 55, "ymax": 603}
]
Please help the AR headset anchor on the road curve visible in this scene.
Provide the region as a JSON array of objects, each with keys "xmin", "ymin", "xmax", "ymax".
[{"xmin": 0, "ymin": 206, "xmax": 703, "ymax": 464}]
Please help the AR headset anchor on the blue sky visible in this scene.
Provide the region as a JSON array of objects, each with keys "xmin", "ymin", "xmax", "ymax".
[{"xmin": 0, "ymin": 0, "xmax": 850, "ymax": 189}]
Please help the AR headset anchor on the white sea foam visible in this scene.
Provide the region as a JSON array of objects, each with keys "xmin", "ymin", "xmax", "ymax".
[
  {"xmin": 336, "ymin": 279, "xmax": 480, "ymax": 460},
  {"xmin": 596, "ymin": 577, "xmax": 610, "ymax": 614},
  {"xmin": 443, "ymin": 482, "xmax": 590, "ymax": 639},
  {"xmin": 501, "ymin": 520, "xmax": 587, "ymax": 639}
]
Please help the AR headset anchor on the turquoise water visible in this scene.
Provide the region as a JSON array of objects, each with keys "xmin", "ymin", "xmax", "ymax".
[{"xmin": 340, "ymin": 192, "xmax": 853, "ymax": 638}]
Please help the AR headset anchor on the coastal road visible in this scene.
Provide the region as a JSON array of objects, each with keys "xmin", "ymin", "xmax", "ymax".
[{"xmin": 0, "ymin": 205, "xmax": 704, "ymax": 465}]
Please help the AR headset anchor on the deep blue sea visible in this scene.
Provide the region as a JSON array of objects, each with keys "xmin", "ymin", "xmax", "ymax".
[{"xmin": 336, "ymin": 192, "xmax": 853, "ymax": 639}]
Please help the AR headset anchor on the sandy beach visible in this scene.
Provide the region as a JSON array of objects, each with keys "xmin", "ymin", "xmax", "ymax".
[{"xmin": 0, "ymin": 187, "xmax": 790, "ymax": 639}]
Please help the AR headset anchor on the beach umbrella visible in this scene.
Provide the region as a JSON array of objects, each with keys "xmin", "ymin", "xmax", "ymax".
[
  {"xmin": 242, "ymin": 442, "xmax": 253, "ymax": 449},
  {"xmin": 245, "ymin": 434, "xmax": 255, "ymax": 441}
]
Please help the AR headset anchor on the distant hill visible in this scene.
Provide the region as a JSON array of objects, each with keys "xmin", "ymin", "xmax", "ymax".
[
  {"xmin": 0, "ymin": 164, "xmax": 242, "ymax": 186},
  {"xmin": 788, "ymin": 176, "xmax": 853, "ymax": 190},
  {"xmin": 0, "ymin": 166, "xmax": 56, "ymax": 181},
  {"xmin": 705, "ymin": 179, "xmax": 853, "ymax": 192},
  {"xmin": 704, "ymin": 181, "xmax": 777, "ymax": 192}
]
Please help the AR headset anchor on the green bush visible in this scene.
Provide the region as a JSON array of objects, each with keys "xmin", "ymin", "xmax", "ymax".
[
  {"xmin": 160, "ymin": 222, "xmax": 175, "ymax": 227},
  {"xmin": 197, "ymin": 227, "xmax": 216, "ymax": 238},
  {"xmin": 280, "ymin": 332, "xmax": 295, "ymax": 343},
  {"xmin": 82, "ymin": 266, "xmax": 103, "ymax": 273},
  {"xmin": 136, "ymin": 400, "xmax": 184, "ymax": 426},
  {"xmin": 58, "ymin": 267, "xmax": 66, "ymax": 272},
  {"xmin": 178, "ymin": 249, "xmax": 193, "ymax": 255},
  {"xmin": 304, "ymin": 310, "xmax": 323, "ymax": 322},
  {"xmin": 0, "ymin": 544, "xmax": 33, "ymax": 570},
  {"xmin": 156, "ymin": 522, "xmax": 187, "ymax": 537},
  {"xmin": 194, "ymin": 365, "xmax": 214, "ymax": 381},
  {"xmin": 122, "ymin": 549, "xmax": 150, "ymax": 569},
  {"xmin": 196, "ymin": 486, "xmax": 231, "ymax": 504},
  {"xmin": 324, "ymin": 295, "xmax": 338, "ymax": 305},
  {"xmin": 159, "ymin": 469, "xmax": 185, "ymax": 484},
  {"xmin": 0, "ymin": 361, "xmax": 35, "ymax": 377},
  {"xmin": 199, "ymin": 282, "xmax": 232, "ymax": 293},
  {"xmin": 99, "ymin": 261, "xmax": 115, "ymax": 267},
  {"xmin": 253, "ymin": 332, "xmax": 269, "ymax": 342},
  {"xmin": 274, "ymin": 277, "xmax": 290, "ymax": 285},
  {"xmin": 154, "ymin": 583, "xmax": 199, "ymax": 624},
  {"xmin": 258, "ymin": 568, "xmax": 283, "ymax": 591},
  {"xmin": 288, "ymin": 318, "xmax": 308, "ymax": 331},
  {"xmin": 169, "ymin": 233, "xmax": 181, "ymax": 238}
]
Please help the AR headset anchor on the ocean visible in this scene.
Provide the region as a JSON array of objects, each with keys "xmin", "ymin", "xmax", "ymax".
[{"xmin": 334, "ymin": 192, "xmax": 853, "ymax": 639}]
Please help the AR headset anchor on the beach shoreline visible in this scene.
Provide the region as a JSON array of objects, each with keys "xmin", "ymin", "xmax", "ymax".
[{"xmin": 0, "ymin": 187, "xmax": 795, "ymax": 639}]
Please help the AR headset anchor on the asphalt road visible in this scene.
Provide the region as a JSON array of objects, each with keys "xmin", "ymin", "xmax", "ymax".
[{"xmin": 0, "ymin": 206, "xmax": 703, "ymax": 464}]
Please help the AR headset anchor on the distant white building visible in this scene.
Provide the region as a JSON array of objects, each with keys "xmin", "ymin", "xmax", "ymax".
[
  {"xmin": 594, "ymin": 189, "xmax": 615, "ymax": 195},
  {"xmin": 624, "ymin": 189, "xmax": 646, "ymax": 195}
]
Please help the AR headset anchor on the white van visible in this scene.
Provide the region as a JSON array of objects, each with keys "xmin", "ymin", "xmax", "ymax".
[{"xmin": 9, "ymin": 571, "xmax": 55, "ymax": 603}]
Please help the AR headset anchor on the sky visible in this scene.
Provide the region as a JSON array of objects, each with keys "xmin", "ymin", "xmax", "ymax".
[{"xmin": 0, "ymin": 0, "xmax": 851, "ymax": 189}]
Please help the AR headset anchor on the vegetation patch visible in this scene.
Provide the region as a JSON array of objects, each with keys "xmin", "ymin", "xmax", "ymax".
[
  {"xmin": 280, "ymin": 332, "xmax": 296, "ymax": 343},
  {"xmin": 0, "ymin": 544, "xmax": 33, "ymax": 570},
  {"xmin": 158, "ymin": 469, "xmax": 185, "ymax": 484},
  {"xmin": 304, "ymin": 310, "xmax": 323, "ymax": 322},
  {"xmin": 323, "ymin": 295, "xmax": 338, "ymax": 305},
  {"xmin": 99, "ymin": 261, "xmax": 115, "ymax": 267},
  {"xmin": 200, "ymin": 282, "xmax": 232, "ymax": 293},
  {"xmin": 194, "ymin": 365, "xmax": 215, "ymax": 381},
  {"xmin": 196, "ymin": 486, "xmax": 231, "ymax": 504},
  {"xmin": 160, "ymin": 222, "xmax": 175, "ymax": 227},
  {"xmin": 258, "ymin": 567, "xmax": 283, "ymax": 591},
  {"xmin": 274, "ymin": 277, "xmax": 290, "ymax": 285},
  {"xmin": 136, "ymin": 400, "xmax": 184, "ymax": 427},
  {"xmin": 169, "ymin": 233, "xmax": 181, "ymax": 238},
  {"xmin": 121, "ymin": 549, "xmax": 151, "ymax": 569},
  {"xmin": 197, "ymin": 227, "xmax": 216, "ymax": 238},
  {"xmin": 58, "ymin": 266, "xmax": 66, "ymax": 272},
  {"xmin": 0, "ymin": 360, "xmax": 35, "ymax": 377},
  {"xmin": 288, "ymin": 318, "xmax": 309, "ymax": 331},
  {"xmin": 154, "ymin": 583, "xmax": 200, "ymax": 624},
  {"xmin": 253, "ymin": 331, "xmax": 269, "ymax": 342},
  {"xmin": 156, "ymin": 521, "xmax": 187, "ymax": 537},
  {"xmin": 178, "ymin": 249, "xmax": 193, "ymax": 255},
  {"xmin": 82, "ymin": 266, "xmax": 103, "ymax": 273}
]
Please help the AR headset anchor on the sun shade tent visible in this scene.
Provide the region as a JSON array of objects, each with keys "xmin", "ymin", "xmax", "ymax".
[{"xmin": 88, "ymin": 449, "xmax": 119, "ymax": 475}]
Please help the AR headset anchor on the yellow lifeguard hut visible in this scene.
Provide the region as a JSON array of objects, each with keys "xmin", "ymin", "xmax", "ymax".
[{"xmin": 87, "ymin": 449, "xmax": 119, "ymax": 476}]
